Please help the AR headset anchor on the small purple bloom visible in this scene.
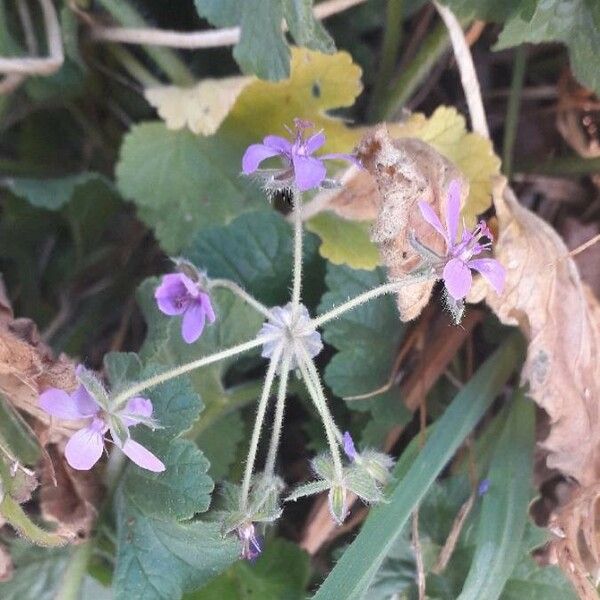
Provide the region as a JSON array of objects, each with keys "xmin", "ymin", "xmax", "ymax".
[
  {"xmin": 237, "ymin": 523, "xmax": 262, "ymax": 561},
  {"xmin": 343, "ymin": 431, "xmax": 358, "ymax": 461},
  {"xmin": 155, "ymin": 272, "xmax": 216, "ymax": 344},
  {"xmin": 242, "ymin": 118, "xmax": 360, "ymax": 192},
  {"xmin": 418, "ymin": 180, "xmax": 506, "ymax": 301},
  {"xmin": 478, "ymin": 478, "xmax": 490, "ymax": 496},
  {"xmin": 39, "ymin": 371, "xmax": 165, "ymax": 473}
]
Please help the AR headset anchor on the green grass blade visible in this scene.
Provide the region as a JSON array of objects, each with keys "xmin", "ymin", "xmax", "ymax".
[
  {"xmin": 458, "ymin": 390, "xmax": 535, "ymax": 600},
  {"xmin": 313, "ymin": 333, "xmax": 524, "ymax": 600}
]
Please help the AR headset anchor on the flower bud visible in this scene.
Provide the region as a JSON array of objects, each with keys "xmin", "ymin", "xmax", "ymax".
[{"xmin": 328, "ymin": 483, "xmax": 348, "ymax": 525}]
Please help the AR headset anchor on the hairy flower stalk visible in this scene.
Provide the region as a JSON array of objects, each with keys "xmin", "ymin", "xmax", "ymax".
[{"xmin": 37, "ymin": 119, "xmax": 504, "ymax": 560}]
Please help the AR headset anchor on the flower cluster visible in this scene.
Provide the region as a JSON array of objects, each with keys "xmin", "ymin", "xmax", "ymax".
[{"xmin": 39, "ymin": 118, "xmax": 507, "ymax": 565}]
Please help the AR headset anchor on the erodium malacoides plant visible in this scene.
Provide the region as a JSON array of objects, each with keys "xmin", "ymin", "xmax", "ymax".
[{"xmin": 38, "ymin": 119, "xmax": 505, "ymax": 560}]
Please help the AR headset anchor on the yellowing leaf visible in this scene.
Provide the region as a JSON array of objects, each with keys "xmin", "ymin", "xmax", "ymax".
[
  {"xmin": 388, "ymin": 106, "xmax": 501, "ymax": 223},
  {"xmin": 224, "ymin": 47, "xmax": 363, "ymax": 152},
  {"xmin": 306, "ymin": 212, "xmax": 379, "ymax": 270},
  {"xmin": 144, "ymin": 77, "xmax": 252, "ymax": 136}
]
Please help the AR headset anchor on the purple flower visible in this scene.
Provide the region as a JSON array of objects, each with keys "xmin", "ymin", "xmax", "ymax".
[
  {"xmin": 343, "ymin": 431, "xmax": 358, "ymax": 461},
  {"xmin": 155, "ymin": 272, "xmax": 216, "ymax": 344},
  {"xmin": 418, "ymin": 180, "xmax": 506, "ymax": 300},
  {"xmin": 478, "ymin": 478, "xmax": 490, "ymax": 496},
  {"xmin": 39, "ymin": 368, "xmax": 165, "ymax": 473},
  {"xmin": 241, "ymin": 118, "xmax": 360, "ymax": 192},
  {"xmin": 237, "ymin": 523, "xmax": 262, "ymax": 561}
]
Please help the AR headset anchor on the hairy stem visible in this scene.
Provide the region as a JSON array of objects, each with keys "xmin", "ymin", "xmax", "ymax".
[
  {"xmin": 112, "ymin": 335, "xmax": 275, "ymax": 406},
  {"xmin": 264, "ymin": 352, "xmax": 292, "ymax": 478},
  {"xmin": 311, "ymin": 269, "xmax": 434, "ymax": 328},
  {"xmin": 240, "ymin": 345, "xmax": 283, "ymax": 512},
  {"xmin": 291, "ymin": 190, "xmax": 304, "ymax": 314},
  {"xmin": 296, "ymin": 344, "xmax": 343, "ymax": 480},
  {"xmin": 209, "ymin": 279, "xmax": 273, "ymax": 320}
]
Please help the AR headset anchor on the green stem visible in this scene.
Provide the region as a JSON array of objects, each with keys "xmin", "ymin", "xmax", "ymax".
[
  {"xmin": 379, "ymin": 21, "xmax": 449, "ymax": 120},
  {"xmin": 368, "ymin": 0, "xmax": 404, "ymax": 122},
  {"xmin": 311, "ymin": 269, "xmax": 434, "ymax": 328},
  {"xmin": 291, "ymin": 189, "xmax": 304, "ymax": 315},
  {"xmin": 55, "ymin": 541, "xmax": 93, "ymax": 600},
  {"xmin": 264, "ymin": 352, "xmax": 292, "ymax": 477},
  {"xmin": 95, "ymin": 0, "xmax": 194, "ymax": 85},
  {"xmin": 296, "ymin": 344, "xmax": 343, "ymax": 480},
  {"xmin": 112, "ymin": 335, "xmax": 272, "ymax": 406},
  {"xmin": 502, "ymin": 46, "xmax": 527, "ymax": 179},
  {"xmin": 209, "ymin": 279, "xmax": 273, "ymax": 320},
  {"xmin": 240, "ymin": 346, "xmax": 283, "ymax": 512},
  {"xmin": 518, "ymin": 155, "xmax": 600, "ymax": 175},
  {"xmin": 109, "ymin": 45, "xmax": 161, "ymax": 87}
]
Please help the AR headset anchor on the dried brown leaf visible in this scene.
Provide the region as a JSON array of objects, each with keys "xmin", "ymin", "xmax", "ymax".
[
  {"xmin": 358, "ymin": 125, "xmax": 465, "ymax": 320},
  {"xmin": 39, "ymin": 445, "xmax": 103, "ymax": 541},
  {"xmin": 475, "ymin": 178, "xmax": 600, "ymax": 487}
]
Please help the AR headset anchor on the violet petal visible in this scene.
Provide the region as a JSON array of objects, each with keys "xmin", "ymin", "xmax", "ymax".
[
  {"xmin": 64, "ymin": 419, "xmax": 105, "ymax": 470},
  {"xmin": 468, "ymin": 258, "xmax": 506, "ymax": 295},
  {"xmin": 446, "ymin": 179, "xmax": 462, "ymax": 245},
  {"xmin": 118, "ymin": 396, "xmax": 153, "ymax": 427},
  {"xmin": 303, "ymin": 131, "xmax": 326, "ymax": 155},
  {"xmin": 121, "ymin": 439, "xmax": 165, "ymax": 472},
  {"xmin": 181, "ymin": 302, "xmax": 207, "ymax": 344},
  {"xmin": 199, "ymin": 292, "xmax": 216, "ymax": 323},
  {"xmin": 263, "ymin": 135, "xmax": 293, "ymax": 156},
  {"xmin": 292, "ymin": 154, "xmax": 326, "ymax": 191},
  {"xmin": 443, "ymin": 258, "xmax": 473, "ymax": 300},
  {"xmin": 343, "ymin": 431, "xmax": 358, "ymax": 461},
  {"xmin": 242, "ymin": 143, "xmax": 281, "ymax": 175},
  {"xmin": 418, "ymin": 201, "xmax": 448, "ymax": 244},
  {"xmin": 40, "ymin": 387, "xmax": 98, "ymax": 420},
  {"xmin": 155, "ymin": 274, "xmax": 189, "ymax": 316}
]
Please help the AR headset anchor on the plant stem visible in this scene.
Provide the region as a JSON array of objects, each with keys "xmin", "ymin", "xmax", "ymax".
[
  {"xmin": 368, "ymin": 0, "xmax": 404, "ymax": 122},
  {"xmin": 296, "ymin": 344, "xmax": 343, "ymax": 480},
  {"xmin": 311, "ymin": 270, "xmax": 434, "ymax": 328},
  {"xmin": 517, "ymin": 155, "xmax": 600, "ymax": 175},
  {"xmin": 94, "ymin": 0, "xmax": 194, "ymax": 85},
  {"xmin": 55, "ymin": 541, "xmax": 94, "ymax": 600},
  {"xmin": 109, "ymin": 45, "xmax": 161, "ymax": 87},
  {"xmin": 240, "ymin": 345, "xmax": 283, "ymax": 512},
  {"xmin": 379, "ymin": 21, "xmax": 449, "ymax": 120},
  {"xmin": 112, "ymin": 335, "xmax": 274, "ymax": 406},
  {"xmin": 209, "ymin": 279, "xmax": 273, "ymax": 320},
  {"xmin": 291, "ymin": 189, "xmax": 304, "ymax": 315},
  {"xmin": 502, "ymin": 45, "xmax": 527, "ymax": 178},
  {"xmin": 264, "ymin": 352, "xmax": 292, "ymax": 477}
]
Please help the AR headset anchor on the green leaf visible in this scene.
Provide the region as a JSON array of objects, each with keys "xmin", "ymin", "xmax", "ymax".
[
  {"xmin": 114, "ymin": 486, "xmax": 238, "ymax": 600},
  {"xmin": 2, "ymin": 173, "xmax": 113, "ymax": 210},
  {"xmin": 496, "ymin": 0, "xmax": 600, "ymax": 94},
  {"xmin": 439, "ymin": 0, "xmax": 529, "ymax": 22},
  {"xmin": 458, "ymin": 391, "xmax": 534, "ymax": 599},
  {"xmin": 501, "ymin": 559, "xmax": 578, "ymax": 600},
  {"xmin": 188, "ymin": 538, "xmax": 310, "ymax": 599},
  {"xmin": 0, "ymin": 395, "xmax": 40, "ymax": 465},
  {"xmin": 193, "ymin": 0, "xmax": 334, "ymax": 80},
  {"xmin": 124, "ymin": 439, "xmax": 213, "ymax": 520},
  {"xmin": 186, "ymin": 210, "xmax": 322, "ymax": 307},
  {"xmin": 305, "ymin": 212, "xmax": 380, "ymax": 270},
  {"xmin": 0, "ymin": 544, "xmax": 111, "ymax": 600},
  {"xmin": 116, "ymin": 123, "xmax": 263, "ymax": 253},
  {"xmin": 313, "ymin": 333, "xmax": 524, "ymax": 600},
  {"xmin": 319, "ymin": 264, "xmax": 411, "ymax": 441}
]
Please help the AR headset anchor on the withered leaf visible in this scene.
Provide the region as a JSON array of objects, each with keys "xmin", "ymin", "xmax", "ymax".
[
  {"xmin": 358, "ymin": 125, "xmax": 465, "ymax": 320},
  {"xmin": 475, "ymin": 178, "xmax": 600, "ymax": 487},
  {"xmin": 39, "ymin": 445, "xmax": 103, "ymax": 541}
]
